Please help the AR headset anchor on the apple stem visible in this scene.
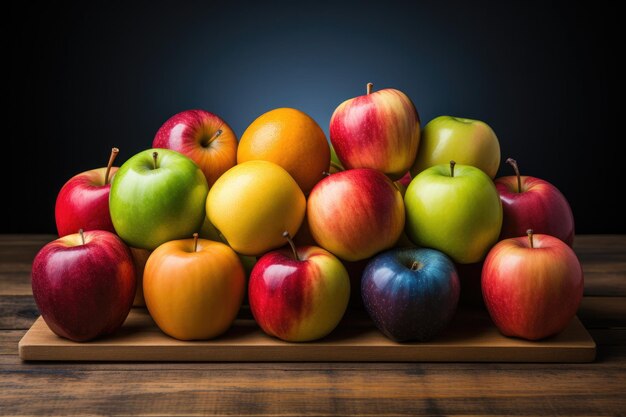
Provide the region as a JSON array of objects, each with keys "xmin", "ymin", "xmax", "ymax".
[
  {"xmin": 283, "ymin": 231, "xmax": 300, "ymax": 261},
  {"xmin": 527, "ymin": 229, "xmax": 534, "ymax": 248},
  {"xmin": 104, "ymin": 147, "xmax": 119, "ymax": 185},
  {"xmin": 506, "ymin": 158, "xmax": 522, "ymax": 193},
  {"xmin": 193, "ymin": 232, "xmax": 199, "ymax": 252},
  {"xmin": 79, "ymin": 229, "xmax": 85, "ymax": 245},
  {"xmin": 450, "ymin": 160, "xmax": 456, "ymax": 178},
  {"xmin": 329, "ymin": 161, "xmax": 344, "ymax": 172},
  {"xmin": 366, "ymin": 82, "xmax": 373, "ymax": 95},
  {"xmin": 152, "ymin": 151, "xmax": 159, "ymax": 169},
  {"xmin": 202, "ymin": 129, "xmax": 223, "ymax": 147},
  {"xmin": 410, "ymin": 261, "xmax": 420, "ymax": 271}
]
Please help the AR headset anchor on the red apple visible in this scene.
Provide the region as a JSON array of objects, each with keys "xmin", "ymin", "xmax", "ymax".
[
  {"xmin": 31, "ymin": 230, "xmax": 136, "ymax": 342},
  {"xmin": 249, "ymin": 233, "xmax": 350, "ymax": 342},
  {"xmin": 330, "ymin": 83, "xmax": 420, "ymax": 179},
  {"xmin": 55, "ymin": 148, "xmax": 120, "ymax": 237},
  {"xmin": 307, "ymin": 168, "xmax": 405, "ymax": 261},
  {"xmin": 482, "ymin": 230, "xmax": 583, "ymax": 340},
  {"xmin": 496, "ymin": 158, "xmax": 575, "ymax": 246},
  {"xmin": 153, "ymin": 109, "xmax": 237, "ymax": 186}
]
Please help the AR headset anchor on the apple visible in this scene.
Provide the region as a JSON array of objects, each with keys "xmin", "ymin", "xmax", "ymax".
[
  {"xmin": 130, "ymin": 247, "xmax": 151, "ymax": 307},
  {"xmin": 206, "ymin": 160, "xmax": 306, "ymax": 256},
  {"xmin": 405, "ymin": 161, "xmax": 502, "ymax": 264},
  {"xmin": 330, "ymin": 83, "xmax": 421, "ymax": 179},
  {"xmin": 55, "ymin": 147, "xmax": 120, "ymax": 236},
  {"xmin": 362, "ymin": 248, "xmax": 460, "ymax": 341},
  {"xmin": 110, "ymin": 149, "xmax": 209, "ymax": 250},
  {"xmin": 153, "ymin": 109, "xmax": 237, "ymax": 187},
  {"xmin": 411, "ymin": 116, "xmax": 501, "ymax": 178},
  {"xmin": 31, "ymin": 230, "xmax": 136, "ymax": 342},
  {"xmin": 307, "ymin": 168, "xmax": 405, "ymax": 262},
  {"xmin": 249, "ymin": 232, "xmax": 350, "ymax": 342},
  {"xmin": 496, "ymin": 158, "xmax": 575, "ymax": 246},
  {"xmin": 482, "ymin": 230, "xmax": 584, "ymax": 340},
  {"xmin": 144, "ymin": 233, "xmax": 245, "ymax": 340}
]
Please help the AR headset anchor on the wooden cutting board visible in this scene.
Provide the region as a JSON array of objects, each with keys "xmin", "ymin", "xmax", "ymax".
[{"xmin": 18, "ymin": 307, "xmax": 596, "ymax": 362}]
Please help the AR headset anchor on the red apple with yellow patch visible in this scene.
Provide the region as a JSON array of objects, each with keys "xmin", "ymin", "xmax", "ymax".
[{"xmin": 330, "ymin": 83, "xmax": 420, "ymax": 179}]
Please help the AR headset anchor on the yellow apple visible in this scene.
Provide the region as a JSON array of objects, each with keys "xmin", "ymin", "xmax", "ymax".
[{"xmin": 206, "ymin": 160, "xmax": 306, "ymax": 256}]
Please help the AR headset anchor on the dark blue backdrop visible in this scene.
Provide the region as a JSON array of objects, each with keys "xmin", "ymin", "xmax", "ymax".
[{"xmin": 6, "ymin": 0, "xmax": 622, "ymax": 233}]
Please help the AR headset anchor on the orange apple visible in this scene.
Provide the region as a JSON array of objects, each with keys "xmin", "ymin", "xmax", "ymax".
[{"xmin": 143, "ymin": 234, "xmax": 245, "ymax": 340}]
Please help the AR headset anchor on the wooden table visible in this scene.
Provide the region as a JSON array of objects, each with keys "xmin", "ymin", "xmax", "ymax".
[{"xmin": 1, "ymin": 235, "xmax": 625, "ymax": 416}]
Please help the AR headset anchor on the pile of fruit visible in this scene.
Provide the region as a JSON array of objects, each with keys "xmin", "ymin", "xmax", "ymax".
[{"xmin": 32, "ymin": 83, "xmax": 584, "ymax": 345}]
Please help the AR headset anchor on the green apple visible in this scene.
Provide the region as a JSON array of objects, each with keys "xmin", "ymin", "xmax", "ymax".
[
  {"xmin": 411, "ymin": 116, "xmax": 501, "ymax": 178},
  {"xmin": 110, "ymin": 149, "xmax": 208, "ymax": 250},
  {"xmin": 405, "ymin": 161, "xmax": 502, "ymax": 264}
]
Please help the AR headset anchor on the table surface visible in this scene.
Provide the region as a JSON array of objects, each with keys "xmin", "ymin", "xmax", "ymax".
[{"xmin": 1, "ymin": 235, "xmax": 625, "ymax": 416}]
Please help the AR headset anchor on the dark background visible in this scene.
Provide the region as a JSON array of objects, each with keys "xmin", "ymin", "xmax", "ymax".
[{"xmin": 5, "ymin": 0, "xmax": 623, "ymax": 234}]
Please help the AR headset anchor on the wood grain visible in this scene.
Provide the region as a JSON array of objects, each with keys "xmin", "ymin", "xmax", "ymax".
[
  {"xmin": 18, "ymin": 308, "xmax": 596, "ymax": 363},
  {"xmin": 1, "ymin": 360, "xmax": 625, "ymax": 416},
  {"xmin": 1, "ymin": 234, "xmax": 625, "ymax": 416}
]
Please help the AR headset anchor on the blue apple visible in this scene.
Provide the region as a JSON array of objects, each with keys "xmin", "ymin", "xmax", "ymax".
[{"xmin": 361, "ymin": 248, "xmax": 460, "ymax": 342}]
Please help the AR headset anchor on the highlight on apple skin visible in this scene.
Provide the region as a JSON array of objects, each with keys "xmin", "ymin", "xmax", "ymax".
[
  {"xmin": 482, "ymin": 230, "xmax": 584, "ymax": 340},
  {"xmin": 307, "ymin": 168, "xmax": 405, "ymax": 262},
  {"xmin": 248, "ymin": 234, "xmax": 350, "ymax": 342},
  {"xmin": 496, "ymin": 158, "xmax": 575, "ymax": 246},
  {"xmin": 55, "ymin": 147, "xmax": 120, "ymax": 237},
  {"xmin": 153, "ymin": 109, "xmax": 238, "ymax": 187},
  {"xmin": 330, "ymin": 83, "xmax": 421, "ymax": 180},
  {"xmin": 31, "ymin": 230, "xmax": 136, "ymax": 342}
]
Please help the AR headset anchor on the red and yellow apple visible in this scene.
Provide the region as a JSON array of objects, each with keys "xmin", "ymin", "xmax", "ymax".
[
  {"xmin": 330, "ymin": 83, "xmax": 420, "ymax": 179},
  {"xmin": 248, "ymin": 233, "xmax": 350, "ymax": 342},
  {"xmin": 143, "ymin": 234, "xmax": 245, "ymax": 340},
  {"xmin": 153, "ymin": 109, "xmax": 237, "ymax": 187},
  {"xmin": 496, "ymin": 158, "xmax": 575, "ymax": 246},
  {"xmin": 482, "ymin": 230, "xmax": 584, "ymax": 340},
  {"xmin": 307, "ymin": 168, "xmax": 405, "ymax": 261},
  {"xmin": 55, "ymin": 148, "xmax": 120, "ymax": 236}
]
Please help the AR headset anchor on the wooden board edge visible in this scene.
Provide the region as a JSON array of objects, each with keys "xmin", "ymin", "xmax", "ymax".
[{"xmin": 18, "ymin": 316, "xmax": 597, "ymax": 363}]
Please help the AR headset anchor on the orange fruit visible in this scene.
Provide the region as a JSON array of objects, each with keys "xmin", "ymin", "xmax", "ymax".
[{"xmin": 237, "ymin": 108, "xmax": 330, "ymax": 194}]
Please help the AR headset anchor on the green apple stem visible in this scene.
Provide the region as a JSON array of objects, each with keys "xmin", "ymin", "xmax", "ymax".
[
  {"xmin": 410, "ymin": 261, "xmax": 421, "ymax": 271},
  {"xmin": 283, "ymin": 231, "xmax": 300, "ymax": 261},
  {"xmin": 506, "ymin": 158, "xmax": 522, "ymax": 193},
  {"xmin": 202, "ymin": 129, "xmax": 222, "ymax": 147},
  {"xmin": 527, "ymin": 229, "xmax": 534, "ymax": 248},
  {"xmin": 79, "ymin": 229, "xmax": 85, "ymax": 245},
  {"xmin": 329, "ymin": 161, "xmax": 344, "ymax": 172},
  {"xmin": 193, "ymin": 232, "xmax": 199, "ymax": 252},
  {"xmin": 366, "ymin": 82, "xmax": 373, "ymax": 95},
  {"xmin": 104, "ymin": 147, "xmax": 119, "ymax": 185},
  {"xmin": 152, "ymin": 151, "xmax": 159, "ymax": 169},
  {"xmin": 450, "ymin": 160, "xmax": 456, "ymax": 178}
]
